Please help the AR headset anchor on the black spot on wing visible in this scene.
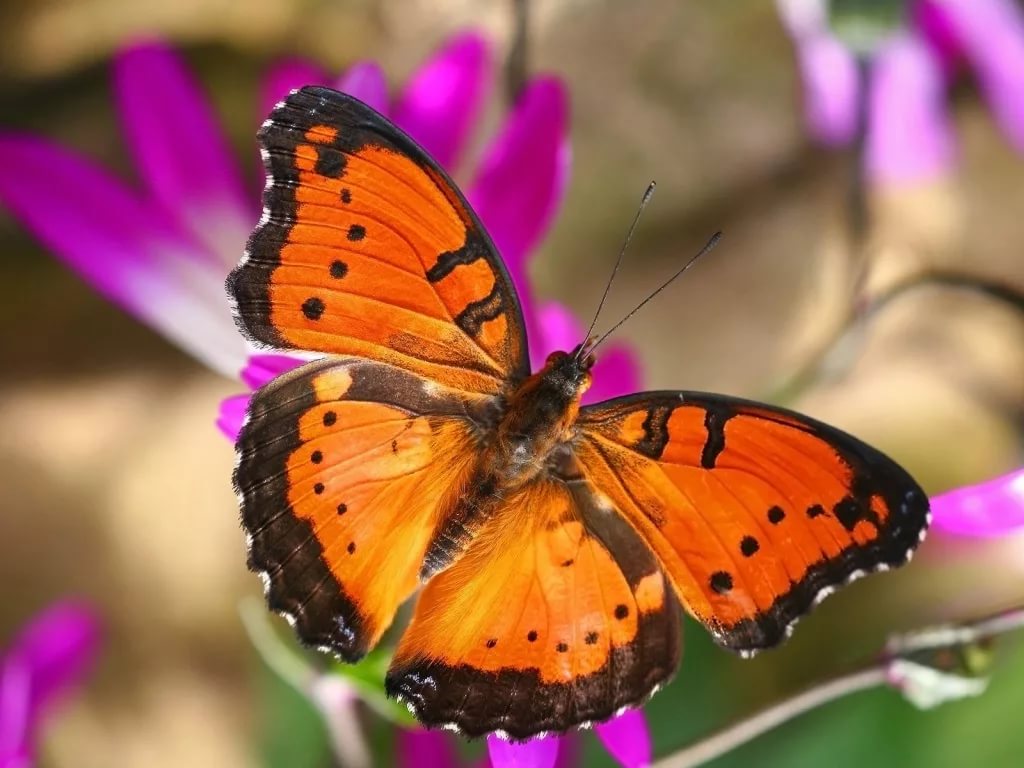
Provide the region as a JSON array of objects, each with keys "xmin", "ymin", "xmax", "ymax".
[
  {"xmin": 425, "ymin": 230, "xmax": 491, "ymax": 283},
  {"xmin": 454, "ymin": 284, "xmax": 505, "ymax": 338},
  {"xmin": 700, "ymin": 404, "xmax": 733, "ymax": 469},
  {"xmin": 634, "ymin": 406, "xmax": 671, "ymax": 459}
]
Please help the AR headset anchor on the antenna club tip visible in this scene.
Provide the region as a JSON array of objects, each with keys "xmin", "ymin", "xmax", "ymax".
[{"xmin": 642, "ymin": 181, "xmax": 656, "ymax": 203}]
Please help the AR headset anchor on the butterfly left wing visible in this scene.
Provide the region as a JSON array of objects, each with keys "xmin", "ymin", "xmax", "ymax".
[
  {"xmin": 236, "ymin": 356, "xmax": 490, "ymax": 661},
  {"xmin": 386, "ymin": 477, "xmax": 681, "ymax": 739},
  {"xmin": 574, "ymin": 392, "xmax": 930, "ymax": 656},
  {"xmin": 229, "ymin": 86, "xmax": 528, "ymax": 395}
]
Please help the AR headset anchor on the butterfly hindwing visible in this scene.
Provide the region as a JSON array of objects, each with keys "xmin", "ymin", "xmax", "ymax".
[
  {"xmin": 575, "ymin": 392, "xmax": 930, "ymax": 655},
  {"xmin": 228, "ymin": 86, "xmax": 528, "ymax": 395},
  {"xmin": 235, "ymin": 356, "xmax": 492, "ymax": 661},
  {"xmin": 386, "ymin": 477, "xmax": 681, "ymax": 739}
]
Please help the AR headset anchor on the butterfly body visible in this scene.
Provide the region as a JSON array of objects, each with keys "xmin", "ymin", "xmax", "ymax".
[{"xmin": 229, "ymin": 85, "xmax": 930, "ymax": 740}]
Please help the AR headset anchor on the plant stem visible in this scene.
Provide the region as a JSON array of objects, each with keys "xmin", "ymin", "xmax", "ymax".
[
  {"xmin": 653, "ymin": 605, "xmax": 1024, "ymax": 768},
  {"xmin": 506, "ymin": 0, "xmax": 530, "ymax": 103},
  {"xmin": 650, "ymin": 666, "xmax": 888, "ymax": 768}
]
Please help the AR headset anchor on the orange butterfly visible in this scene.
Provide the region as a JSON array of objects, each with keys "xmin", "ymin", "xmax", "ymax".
[{"xmin": 228, "ymin": 86, "xmax": 930, "ymax": 740}]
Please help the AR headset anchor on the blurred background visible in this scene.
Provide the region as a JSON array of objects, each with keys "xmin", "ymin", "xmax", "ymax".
[{"xmin": 1, "ymin": 0, "xmax": 1023, "ymax": 766}]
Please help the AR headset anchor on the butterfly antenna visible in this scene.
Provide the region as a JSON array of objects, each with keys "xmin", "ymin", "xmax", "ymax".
[
  {"xmin": 588, "ymin": 231, "xmax": 723, "ymax": 354},
  {"xmin": 577, "ymin": 181, "xmax": 657, "ymax": 360}
]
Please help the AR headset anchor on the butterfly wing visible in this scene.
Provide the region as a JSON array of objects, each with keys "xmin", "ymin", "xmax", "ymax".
[
  {"xmin": 228, "ymin": 86, "xmax": 529, "ymax": 395},
  {"xmin": 386, "ymin": 477, "xmax": 681, "ymax": 739},
  {"xmin": 574, "ymin": 392, "xmax": 930, "ymax": 655},
  {"xmin": 235, "ymin": 357, "xmax": 494, "ymax": 661}
]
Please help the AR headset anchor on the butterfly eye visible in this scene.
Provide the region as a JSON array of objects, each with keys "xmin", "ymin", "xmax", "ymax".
[{"xmin": 545, "ymin": 351, "xmax": 568, "ymax": 366}]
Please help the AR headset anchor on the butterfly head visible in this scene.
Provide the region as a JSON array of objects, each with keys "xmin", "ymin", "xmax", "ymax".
[{"xmin": 544, "ymin": 346, "xmax": 594, "ymax": 397}]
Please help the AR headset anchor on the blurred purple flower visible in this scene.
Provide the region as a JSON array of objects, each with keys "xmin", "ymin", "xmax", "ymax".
[
  {"xmin": 0, "ymin": 601, "xmax": 101, "ymax": 767},
  {"xmin": 0, "ymin": 43, "xmax": 254, "ymax": 376},
  {"xmin": 931, "ymin": 468, "xmax": 1024, "ymax": 537},
  {"xmin": 394, "ymin": 708, "xmax": 646, "ymax": 768},
  {"xmin": 776, "ymin": 0, "xmax": 1024, "ymax": 184}
]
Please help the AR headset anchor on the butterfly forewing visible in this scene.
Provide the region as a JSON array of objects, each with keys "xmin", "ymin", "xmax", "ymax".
[
  {"xmin": 228, "ymin": 86, "xmax": 529, "ymax": 395},
  {"xmin": 575, "ymin": 391, "xmax": 930, "ymax": 654}
]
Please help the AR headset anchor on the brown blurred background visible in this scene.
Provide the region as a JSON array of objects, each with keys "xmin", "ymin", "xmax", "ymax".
[{"xmin": 2, "ymin": 1, "xmax": 1023, "ymax": 766}]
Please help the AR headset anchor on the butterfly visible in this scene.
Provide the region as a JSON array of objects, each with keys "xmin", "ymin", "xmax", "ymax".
[{"xmin": 227, "ymin": 86, "xmax": 930, "ymax": 740}]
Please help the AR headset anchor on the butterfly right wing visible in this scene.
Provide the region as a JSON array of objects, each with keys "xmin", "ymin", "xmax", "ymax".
[
  {"xmin": 574, "ymin": 391, "xmax": 929, "ymax": 656},
  {"xmin": 235, "ymin": 357, "xmax": 492, "ymax": 661}
]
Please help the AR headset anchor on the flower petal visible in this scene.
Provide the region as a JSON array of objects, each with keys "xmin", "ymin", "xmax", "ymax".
[
  {"xmin": 931, "ymin": 468, "xmax": 1024, "ymax": 537},
  {"xmin": 487, "ymin": 734, "xmax": 561, "ymax": 768},
  {"xmin": 468, "ymin": 77, "xmax": 570, "ymax": 300},
  {"xmin": 397, "ymin": 729, "xmax": 458, "ymax": 768},
  {"xmin": 918, "ymin": 0, "xmax": 1024, "ymax": 152},
  {"xmin": 534, "ymin": 302, "xmax": 583, "ymax": 362},
  {"xmin": 790, "ymin": 34, "xmax": 860, "ymax": 144},
  {"xmin": 240, "ymin": 354, "xmax": 305, "ymax": 390},
  {"xmin": 393, "ymin": 30, "xmax": 493, "ymax": 170},
  {"xmin": 217, "ymin": 394, "xmax": 251, "ymax": 441},
  {"xmin": 335, "ymin": 62, "xmax": 390, "ymax": 114},
  {"xmin": 866, "ymin": 32, "xmax": 957, "ymax": 184},
  {"xmin": 260, "ymin": 59, "xmax": 331, "ymax": 124},
  {"xmin": 0, "ymin": 134, "xmax": 247, "ymax": 377},
  {"xmin": 113, "ymin": 41, "xmax": 254, "ymax": 267},
  {"xmin": 587, "ymin": 343, "xmax": 643, "ymax": 405},
  {"xmin": 0, "ymin": 601, "xmax": 100, "ymax": 760},
  {"xmin": 533, "ymin": 303, "xmax": 644, "ymax": 402},
  {"xmin": 595, "ymin": 709, "xmax": 652, "ymax": 768}
]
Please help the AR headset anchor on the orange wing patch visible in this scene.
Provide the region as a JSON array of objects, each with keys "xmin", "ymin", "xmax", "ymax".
[
  {"xmin": 577, "ymin": 392, "xmax": 929, "ymax": 655},
  {"xmin": 235, "ymin": 357, "xmax": 486, "ymax": 660},
  {"xmin": 228, "ymin": 86, "xmax": 528, "ymax": 396},
  {"xmin": 386, "ymin": 479, "xmax": 680, "ymax": 739}
]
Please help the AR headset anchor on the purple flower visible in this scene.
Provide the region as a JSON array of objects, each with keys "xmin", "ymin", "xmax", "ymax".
[
  {"xmin": 931, "ymin": 468, "xmax": 1024, "ymax": 537},
  {"xmin": 0, "ymin": 43, "xmax": 254, "ymax": 376},
  {"xmin": 0, "ymin": 601, "xmax": 101, "ymax": 767},
  {"xmin": 776, "ymin": 0, "xmax": 1024, "ymax": 184},
  {"xmin": 394, "ymin": 707, "xmax": 645, "ymax": 768}
]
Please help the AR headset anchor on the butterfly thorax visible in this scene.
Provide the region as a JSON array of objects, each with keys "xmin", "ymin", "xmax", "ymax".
[
  {"xmin": 491, "ymin": 349, "xmax": 593, "ymax": 487},
  {"xmin": 418, "ymin": 350, "xmax": 593, "ymax": 580}
]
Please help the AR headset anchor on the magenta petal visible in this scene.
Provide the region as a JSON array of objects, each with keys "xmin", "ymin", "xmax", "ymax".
[
  {"xmin": 468, "ymin": 77, "xmax": 570, "ymax": 299},
  {"xmin": 393, "ymin": 30, "xmax": 493, "ymax": 170},
  {"xmin": 0, "ymin": 134, "xmax": 248, "ymax": 377},
  {"xmin": 919, "ymin": 0, "xmax": 1024, "ymax": 153},
  {"xmin": 240, "ymin": 354, "xmax": 305, "ymax": 390},
  {"xmin": 534, "ymin": 302, "xmax": 583, "ymax": 363},
  {"xmin": 217, "ymin": 394, "xmax": 252, "ymax": 441},
  {"xmin": 796, "ymin": 34, "xmax": 860, "ymax": 145},
  {"xmin": 113, "ymin": 41, "xmax": 253, "ymax": 263},
  {"xmin": 487, "ymin": 735, "xmax": 560, "ymax": 768},
  {"xmin": 866, "ymin": 32, "xmax": 956, "ymax": 184},
  {"xmin": 335, "ymin": 62, "xmax": 390, "ymax": 114},
  {"xmin": 396, "ymin": 729, "xmax": 458, "ymax": 768},
  {"xmin": 260, "ymin": 59, "xmax": 331, "ymax": 124},
  {"xmin": 0, "ymin": 601, "xmax": 100, "ymax": 760},
  {"xmin": 533, "ymin": 303, "xmax": 644, "ymax": 401},
  {"xmin": 0, "ymin": 134, "xmax": 186, "ymax": 292},
  {"xmin": 931, "ymin": 468, "xmax": 1024, "ymax": 537},
  {"xmin": 586, "ymin": 343, "xmax": 643, "ymax": 405},
  {"xmin": 595, "ymin": 709, "xmax": 652, "ymax": 768}
]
